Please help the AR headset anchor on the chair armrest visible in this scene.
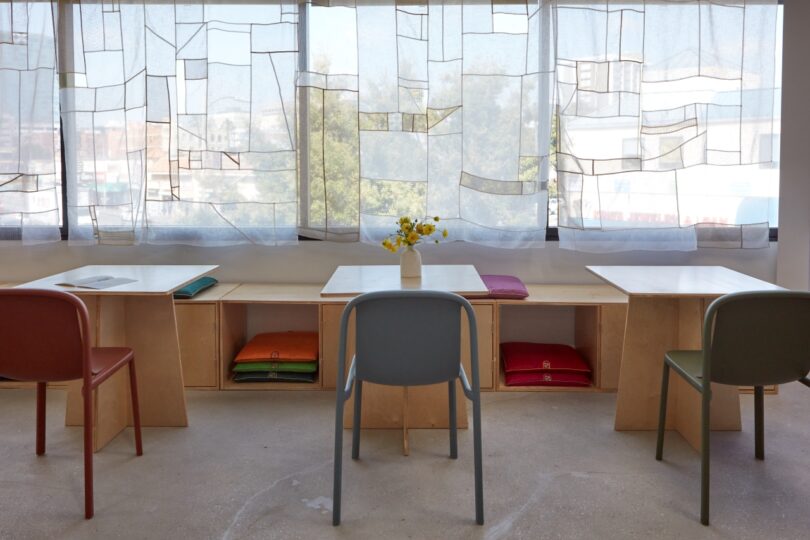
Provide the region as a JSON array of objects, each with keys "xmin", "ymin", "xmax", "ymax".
[
  {"xmin": 341, "ymin": 356, "xmax": 357, "ymax": 402},
  {"xmin": 459, "ymin": 365, "xmax": 475, "ymax": 401}
]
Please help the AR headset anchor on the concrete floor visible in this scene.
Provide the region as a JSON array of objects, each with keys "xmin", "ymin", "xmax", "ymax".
[{"xmin": 1, "ymin": 385, "xmax": 809, "ymax": 540}]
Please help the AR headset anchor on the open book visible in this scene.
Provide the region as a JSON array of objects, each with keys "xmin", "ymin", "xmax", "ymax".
[{"xmin": 55, "ymin": 275, "xmax": 137, "ymax": 290}]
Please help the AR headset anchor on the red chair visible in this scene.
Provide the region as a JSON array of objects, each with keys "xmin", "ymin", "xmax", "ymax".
[{"xmin": 0, "ymin": 289, "xmax": 143, "ymax": 519}]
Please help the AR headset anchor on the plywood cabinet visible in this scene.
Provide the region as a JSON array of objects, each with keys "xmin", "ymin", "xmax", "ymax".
[
  {"xmin": 176, "ymin": 304, "xmax": 218, "ymax": 388},
  {"xmin": 174, "ymin": 283, "xmax": 238, "ymax": 389}
]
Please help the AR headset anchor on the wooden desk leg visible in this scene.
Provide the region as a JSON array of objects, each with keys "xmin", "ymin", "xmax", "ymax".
[
  {"xmin": 615, "ymin": 296, "xmax": 680, "ymax": 431},
  {"xmin": 124, "ymin": 295, "xmax": 188, "ymax": 427},
  {"xmin": 402, "ymin": 387, "xmax": 409, "ymax": 456},
  {"xmin": 66, "ymin": 296, "xmax": 129, "ymax": 452},
  {"xmin": 614, "ymin": 296, "xmax": 741, "ymax": 452},
  {"xmin": 66, "ymin": 294, "xmax": 188, "ymax": 452},
  {"xmin": 344, "ymin": 382, "xmax": 468, "ymax": 430}
]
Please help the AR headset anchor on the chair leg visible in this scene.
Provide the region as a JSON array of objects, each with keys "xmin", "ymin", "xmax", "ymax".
[
  {"xmin": 36, "ymin": 382, "xmax": 47, "ymax": 456},
  {"xmin": 83, "ymin": 385, "xmax": 94, "ymax": 519},
  {"xmin": 351, "ymin": 380, "xmax": 363, "ymax": 460},
  {"xmin": 656, "ymin": 364, "xmax": 670, "ymax": 461},
  {"xmin": 754, "ymin": 385, "xmax": 764, "ymax": 460},
  {"xmin": 128, "ymin": 361, "xmax": 143, "ymax": 456},
  {"xmin": 700, "ymin": 392, "xmax": 711, "ymax": 526},
  {"xmin": 449, "ymin": 381, "xmax": 458, "ymax": 459},
  {"xmin": 472, "ymin": 393, "xmax": 484, "ymax": 525},
  {"xmin": 333, "ymin": 390, "xmax": 347, "ymax": 526}
]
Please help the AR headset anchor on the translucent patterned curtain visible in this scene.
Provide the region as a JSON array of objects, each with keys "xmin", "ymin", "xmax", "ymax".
[
  {"xmin": 60, "ymin": 0, "xmax": 300, "ymax": 245},
  {"xmin": 299, "ymin": 0, "xmax": 552, "ymax": 246},
  {"xmin": 0, "ymin": 0, "xmax": 61, "ymax": 243},
  {"xmin": 555, "ymin": 0, "xmax": 781, "ymax": 252}
]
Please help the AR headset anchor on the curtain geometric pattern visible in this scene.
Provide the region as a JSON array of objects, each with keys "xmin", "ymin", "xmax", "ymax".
[
  {"xmin": 555, "ymin": 0, "xmax": 780, "ymax": 251},
  {"xmin": 300, "ymin": 0, "xmax": 551, "ymax": 247},
  {"xmin": 0, "ymin": 0, "xmax": 61, "ymax": 243},
  {"xmin": 2, "ymin": 0, "xmax": 781, "ymax": 250},
  {"xmin": 61, "ymin": 1, "xmax": 299, "ymax": 245}
]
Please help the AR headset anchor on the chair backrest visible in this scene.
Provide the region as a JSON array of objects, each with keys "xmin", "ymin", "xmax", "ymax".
[
  {"xmin": 342, "ymin": 290, "xmax": 476, "ymax": 387},
  {"xmin": 704, "ymin": 291, "xmax": 810, "ymax": 386},
  {"xmin": 0, "ymin": 289, "xmax": 90, "ymax": 382}
]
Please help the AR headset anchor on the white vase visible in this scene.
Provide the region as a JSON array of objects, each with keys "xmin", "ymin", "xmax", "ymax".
[{"xmin": 400, "ymin": 245, "xmax": 422, "ymax": 278}]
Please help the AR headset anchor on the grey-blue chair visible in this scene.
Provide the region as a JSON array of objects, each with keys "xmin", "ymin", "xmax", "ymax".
[
  {"xmin": 655, "ymin": 290, "xmax": 810, "ymax": 525},
  {"xmin": 332, "ymin": 290, "xmax": 484, "ymax": 526}
]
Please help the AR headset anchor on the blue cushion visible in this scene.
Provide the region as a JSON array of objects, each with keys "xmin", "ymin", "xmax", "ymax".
[{"xmin": 173, "ymin": 276, "xmax": 218, "ymax": 299}]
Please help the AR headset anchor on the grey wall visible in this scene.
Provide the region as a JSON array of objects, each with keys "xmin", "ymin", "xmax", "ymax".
[
  {"xmin": 0, "ymin": 240, "xmax": 778, "ymax": 285},
  {"xmin": 776, "ymin": 0, "xmax": 810, "ymax": 290}
]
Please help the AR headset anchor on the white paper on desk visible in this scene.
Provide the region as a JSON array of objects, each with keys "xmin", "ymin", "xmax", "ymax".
[{"xmin": 55, "ymin": 275, "xmax": 137, "ymax": 290}]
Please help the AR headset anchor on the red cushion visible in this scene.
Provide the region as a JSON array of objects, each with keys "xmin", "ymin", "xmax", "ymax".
[
  {"xmin": 505, "ymin": 371, "xmax": 591, "ymax": 387},
  {"xmin": 501, "ymin": 342, "xmax": 591, "ymax": 374},
  {"xmin": 480, "ymin": 275, "xmax": 529, "ymax": 299}
]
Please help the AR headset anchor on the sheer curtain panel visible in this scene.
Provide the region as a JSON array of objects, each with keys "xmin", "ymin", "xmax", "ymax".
[
  {"xmin": 0, "ymin": 0, "xmax": 61, "ymax": 243},
  {"xmin": 299, "ymin": 0, "xmax": 552, "ymax": 247},
  {"xmin": 554, "ymin": 0, "xmax": 781, "ymax": 252},
  {"xmin": 60, "ymin": 1, "xmax": 300, "ymax": 245}
]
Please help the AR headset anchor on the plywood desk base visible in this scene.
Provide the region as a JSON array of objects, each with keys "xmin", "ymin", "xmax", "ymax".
[
  {"xmin": 66, "ymin": 295, "xmax": 188, "ymax": 451},
  {"xmin": 344, "ymin": 381, "xmax": 468, "ymax": 431},
  {"xmin": 614, "ymin": 296, "xmax": 741, "ymax": 451}
]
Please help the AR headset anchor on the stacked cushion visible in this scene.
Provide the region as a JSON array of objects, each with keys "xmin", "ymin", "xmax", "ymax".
[
  {"xmin": 233, "ymin": 331, "xmax": 318, "ymax": 383},
  {"xmin": 501, "ymin": 342, "xmax": 591, "ymax": 387}
]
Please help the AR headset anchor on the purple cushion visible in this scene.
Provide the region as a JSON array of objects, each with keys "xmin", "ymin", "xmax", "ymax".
[{"xmin": 480, "ymin": 274, "xmax": 529, "ymax": 299}]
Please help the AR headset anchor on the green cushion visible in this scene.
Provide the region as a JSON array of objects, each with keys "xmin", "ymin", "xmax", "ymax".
[
  {"xmin": 173, "ymin": 276, "xmax": 218, "ymax": 299},
  {"xmin": 232, "ymin": 361, "xmax": 317, "ymax": 373}
]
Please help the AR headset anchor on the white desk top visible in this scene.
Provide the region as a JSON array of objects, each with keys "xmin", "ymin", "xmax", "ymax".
[
  {"xmin": 17, "ymin": 265, "xmax": 219, "ymax": 296},
  {"xmin": 587, "ymin": 265, "xmax": 782, "ymax": 297},
  {"xmin": 321, "ymin": 265, "xmax": 489, "ymax": 298}
]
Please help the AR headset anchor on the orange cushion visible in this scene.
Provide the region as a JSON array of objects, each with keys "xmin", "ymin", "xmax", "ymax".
[{"xmin": 235, "ymin": 332, "xmax": 319, "ymax": 364}]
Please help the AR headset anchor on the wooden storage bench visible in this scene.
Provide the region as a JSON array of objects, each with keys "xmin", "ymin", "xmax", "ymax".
[{"xmin": 168, "ymin": 282, "xmax": 631, "ymax": 394}]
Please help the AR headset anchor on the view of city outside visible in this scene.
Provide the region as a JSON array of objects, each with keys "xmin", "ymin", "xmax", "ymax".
[
  {"xmin": 2, "ymin": 2, "xmax": 782, "ymax": 240},
  {"xmin": 304, "ymin": 2, "xmax": 548, "ymax": 243}
]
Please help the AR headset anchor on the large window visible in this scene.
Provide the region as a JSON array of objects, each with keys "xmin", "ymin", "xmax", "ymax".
[{"xmin": 0, "ymin": 1, "xmax": 783, "ymax": 250}]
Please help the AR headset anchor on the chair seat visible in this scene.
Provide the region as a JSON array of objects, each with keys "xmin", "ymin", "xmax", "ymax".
[
  {"xmin": 664, "ymin": 350, "xmax": 705, "ymax": 391},
  {"xmin": 90, "ymin": 347, "xmax": 134, "ymax": 382}
]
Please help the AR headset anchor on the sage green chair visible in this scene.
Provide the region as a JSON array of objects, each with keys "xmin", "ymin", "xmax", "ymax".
[{"xmin": 655, "ymin": 290, "xmax": 810, "ymax": 525}]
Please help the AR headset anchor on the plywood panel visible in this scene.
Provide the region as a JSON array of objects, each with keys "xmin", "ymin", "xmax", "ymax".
[
  {"xmin": 321, "ymin": 304, "xmax": 354, "ymax": 390},
  {"xmin": 574, "ymin": 306, "xmax": 599, "ymax": 385},
  {"xmin": 124, "ymin": 295, "xmax": 188, "ymax": 426},
  {"xmin": 66, "ymin": 295, "xmax": 130, "ymax": 451},
  {"xmin": 615, "ymin": 295, "xmax": 741, "ymax": 451},
  {"xmin": 598, "ymin": 303, "xmax": 627, "ymax": 391},
  {"xmin": 462, "ymin": 304, "xmax": 494, "ymax": 390},
  {"xmin": 614, "ymin": 296, "xmax": 680, "ymax": 430},
  {"xmin": 176, "ymin": 304, "xmax": 218, "ymax": 388},
  {"xmin": 219, "ymin": 303, "xmax": 247, "ymax": 389}
]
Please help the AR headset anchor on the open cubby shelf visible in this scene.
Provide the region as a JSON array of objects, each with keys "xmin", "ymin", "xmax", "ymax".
[
  {"xmin": 219, "ymin": 300, "xmax": 322, "ymax": 390},
  {"xmin": 496, "ymin": 299, "xmax": 628, "ymax": 392}
]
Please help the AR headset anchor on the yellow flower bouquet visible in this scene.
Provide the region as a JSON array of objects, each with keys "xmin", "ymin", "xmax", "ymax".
[{"xmin": 381, "ymin": 216, "xmax": 448, "ymax": 253}]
